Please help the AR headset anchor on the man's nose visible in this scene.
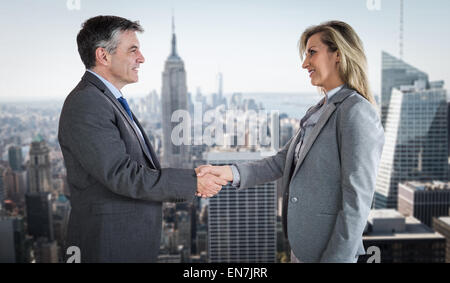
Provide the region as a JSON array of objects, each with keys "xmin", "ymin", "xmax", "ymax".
[{"xmin": 137, "ymin": 50, "xmax": 145, "ymax": 63}]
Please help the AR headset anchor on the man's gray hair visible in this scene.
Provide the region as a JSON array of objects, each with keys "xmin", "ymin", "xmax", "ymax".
[
  {"xmin": 96, "ymin": 28, "xmax": 123, "ymax": 55},
  {"xmin": 77, "ymin": 15, "xmax": 144, "ymax": 69}
]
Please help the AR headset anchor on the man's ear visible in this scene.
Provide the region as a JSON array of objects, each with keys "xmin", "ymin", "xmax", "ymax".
[{"xmin": 94, "ymin": 47, "xmax": 110, "ymax": 67}]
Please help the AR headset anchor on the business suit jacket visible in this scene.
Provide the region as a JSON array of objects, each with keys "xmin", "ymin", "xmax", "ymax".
[
  {"xmin": 235, "ymin": 85, "xmax": 385, "ymax": 263},
  {"xmin": 58, "ymin": 71, "xmax": 197, "ymax": 262}
]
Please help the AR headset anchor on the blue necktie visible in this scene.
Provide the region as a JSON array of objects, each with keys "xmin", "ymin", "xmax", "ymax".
[{"xmin": 117, "ymin": 96, "xmax": 134, "ymax": 121}]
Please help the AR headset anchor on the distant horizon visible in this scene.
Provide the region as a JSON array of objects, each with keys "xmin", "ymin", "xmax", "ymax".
[
  {"xmin": 0, "ymin": 90, "xmax": 382, "ymax": 104},
  {"xmin": 1, "ymin": 0, "xmax": 449, "ymax": 101}
]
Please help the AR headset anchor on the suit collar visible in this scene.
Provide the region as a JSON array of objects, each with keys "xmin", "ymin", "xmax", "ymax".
[
  {"xmin": 82, "ymin": 71, "xmax": 133, "ymax": 125},
  {"xmin": 82, "ymin": 71, "xmax": 108, "ymax": 93},
  {"xmin": 86, "ymin": 69, "xmax": 123, "ymax": 99},
  {"xmin": 288, "ymin": 84, "xmax": 355, "ymax": 181},
  {"xmin": 327, "ymin": 84, "xmax": 356, "ymax": 105}
]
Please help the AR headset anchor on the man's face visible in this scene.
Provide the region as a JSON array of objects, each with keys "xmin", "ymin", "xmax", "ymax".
[{"xmin": 108, "ymin": 30, "xmax": 145, "ymax": 89}]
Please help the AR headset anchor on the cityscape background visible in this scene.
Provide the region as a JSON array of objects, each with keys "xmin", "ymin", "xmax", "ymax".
[{"xmin": 1, "ymin": 0, "xmax": 450, "ymax": 263}]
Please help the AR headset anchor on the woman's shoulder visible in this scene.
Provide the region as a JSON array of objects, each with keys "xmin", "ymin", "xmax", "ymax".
[
  {"xmin": 339, "ymin": 89, "xmax": 377, "ymax": 113},
  {"xmin": 337, "ymin": 90, "xmax": 381, "ymax": 124}
]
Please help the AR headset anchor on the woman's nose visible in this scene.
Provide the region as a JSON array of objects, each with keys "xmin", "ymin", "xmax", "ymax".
[{"xmin": 302, "ymin": 58, "xmax": 309, "ymax": 69}]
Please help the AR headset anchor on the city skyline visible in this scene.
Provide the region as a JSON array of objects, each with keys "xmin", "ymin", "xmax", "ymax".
[{"xmin": 1, "ymin": 0, "xmax": 449, "ymax": 102}]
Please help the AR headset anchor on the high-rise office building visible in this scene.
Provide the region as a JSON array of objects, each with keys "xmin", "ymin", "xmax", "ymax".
[
  {"xmin": 8, "ymin": 146, "xmax": 23, "ymax": 172},
  {"xmin": 52, "ymin": 194, "xmax": 71, "ymax": 249},
  {"xmin": 161, "ymin": 16, "xmax": 191, "ymax": 168},
  {"xmin": 381, "ymin": 51, "xmax": 429, "ymax": 127},
  {"xmin": 27, "ymin": 136, "xmax": 52, "ymax": 193},
  {"xmin": 0, "ymin": 166, "xmax": 5, "ymax": 208},
  {"xmin": 359, "ymin": 209, "xmax": 445, "ymax": 263},
  {"xmin": 33, "ymin": 238, "xmax": 59, "ymax": 263},
  {"xmin": 271, "ymin": 112, "xmax": 280, "ymax": 151},
  {"xmin": 375, "ymin": 78, "xmax": 448, "ymax": 209},
  {"xmin": 148, "ymin": 90, "xmax": 160, "ymax": 115},
  {"xmin": 174, "ymin": 210, "xmax": 191, "ymax": 261},
  {"xmin": 0, "ymin": 217, "xmax": 16, "ymax": 262},
  {"xmin": 2, "ymin": 167, "xmax": 27, "ymax": 204},
  {"xmin": 206, "ymin": 151, "xmax": 277, "ymax": 263},
  {"xmin": 0, "ymin": 216, "xmax": 29, "ymax": 263},
  {"xmin": 432, "ymin": 216, "xmax": 450, "ymax": 263},
  {"xmin": 25, "ymin": 192, "xmax": 54, "ymax": 241},
  {"xmin": 448, "ymin": 101, "xmax": 450, "ymax": 157},
  {"xmin": 398, "ymin": 181, "xmax": 450, "ymax": 227}
]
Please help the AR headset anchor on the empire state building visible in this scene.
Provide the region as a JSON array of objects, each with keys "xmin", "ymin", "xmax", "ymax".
[{"xmin": 161, "ymin": 17, "xmax": 191, "ymax": 168}]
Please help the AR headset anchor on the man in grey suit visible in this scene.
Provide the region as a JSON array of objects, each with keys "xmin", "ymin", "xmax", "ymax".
[{"xmin": 58, "ymin": 15, "xmax": 226, "ymax": 262}]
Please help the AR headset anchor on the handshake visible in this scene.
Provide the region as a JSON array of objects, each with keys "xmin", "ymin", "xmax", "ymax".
[{"xmin": 195, "ymin": 165, "xmax": 233, "ymax": 198}]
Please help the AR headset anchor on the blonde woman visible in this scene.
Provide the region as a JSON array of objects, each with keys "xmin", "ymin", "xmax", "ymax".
[{"xmin": 197, "ymin": 21, "xmax": 384, "ymax": 263}]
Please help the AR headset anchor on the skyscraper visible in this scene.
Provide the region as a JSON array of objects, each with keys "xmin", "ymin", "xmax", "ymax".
[
  {"xmin": 0, "ymin": 166, "xmax": 5, "ymax": 209},
  {"xmin": 381, "ymin": 51, "xmax": 428, "ymax": 127},
  {"xmin": 433, "ymin": 216, "xmax": 450, "ymax": 263},
  {"xmin": 3, "ymin": 167, "xmax": 27, "ymax": 204},
  {"xmin": 359, "ymin": 209, "xmax": 446, "ymax": 263},
  {"xmin": 8, "ymin": 146, "xmax": 23, "ymax": 172},
  {"xmin": 0, "ymin": 217, "xmax": 16, "ymax": 262},
  {"xmin": 398, "ymin": 181, "xmax": 450, "ymax": 227},
  {"xmin": 161, "ymin": 16, "xmax": 191, "ymax": 168},
  {"xmin": 271, "ymin": 111, "xmax": 280, "ymax": 151},
  {"xmin": 206, "ymin": 151, "xmax": 277, "ymax": 263},
  {"xmin": 25, "ymin": 192, "xmax": 54, "ymax": 241},
  {"xmin": 27, "ymin": 136, "xmax": 52, "ymax": 193},
  {"xmin": 0, "ymin": 216, "xmax": 29, "ymax": 263},
  {"xmin": 375, "ymin": 76, "xmax": 448, "ymax": 208}
]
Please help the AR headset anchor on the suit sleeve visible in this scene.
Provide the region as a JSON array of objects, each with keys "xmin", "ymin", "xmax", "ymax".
[
  {"xmin": 234, "ymin": 132, "xmax": 297, "ymax": 189},
  {"xmin": 59, "ymin": 90, "xmax": 197, "ymax": 203},
  {"xmin": 319, "ymin": 100, "xmax": 384, "ymax": 262}
]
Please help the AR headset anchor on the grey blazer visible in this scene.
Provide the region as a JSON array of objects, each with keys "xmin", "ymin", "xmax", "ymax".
[
  {"xmin": 58, "ymin": 71, "xmax": 197, "ymax": 262},
  {"xmin": 236, "ymin": 86, "xmax": 385, "ymax": 263}
]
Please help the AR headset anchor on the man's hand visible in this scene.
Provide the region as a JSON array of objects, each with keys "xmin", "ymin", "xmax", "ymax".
[
  {"xmin": 195, "ymin": 165, "xmax": 233, "ymax": 198},
  {"xmin": 196, "ymin": 173, "xmax": 228, "ymax": 198}
]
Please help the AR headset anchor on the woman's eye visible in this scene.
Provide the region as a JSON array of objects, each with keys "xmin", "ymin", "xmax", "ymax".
[{"xmin": 309, "ymin": 50, "xmax": 316, "ymax": 55}]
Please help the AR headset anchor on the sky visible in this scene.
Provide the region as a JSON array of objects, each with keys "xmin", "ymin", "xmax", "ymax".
[{"xmin": 0, "ymin": 0, "xmax": 449, "ymax": 102}]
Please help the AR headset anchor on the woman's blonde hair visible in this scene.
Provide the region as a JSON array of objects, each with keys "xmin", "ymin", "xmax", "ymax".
[{"xmin": 299, "ymin": 21, "xmax": 376, "ymax": 105}]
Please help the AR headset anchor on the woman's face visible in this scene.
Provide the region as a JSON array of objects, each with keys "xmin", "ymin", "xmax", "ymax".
[{"xmin": 302, "ymin": 32, "xmax": 342, "ymax": 92}]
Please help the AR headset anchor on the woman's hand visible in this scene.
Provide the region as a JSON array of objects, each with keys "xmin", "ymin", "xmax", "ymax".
[{"xmin": 195, "ymin": 165, "xmax": 233, "ymax": 197}]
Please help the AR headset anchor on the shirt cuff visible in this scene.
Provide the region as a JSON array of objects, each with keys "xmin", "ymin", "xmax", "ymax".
[{"xmin": 230, "ymin": 165, "xmax": 241, "ymax": 188}]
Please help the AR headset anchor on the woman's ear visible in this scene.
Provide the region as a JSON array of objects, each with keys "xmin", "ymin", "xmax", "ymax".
[{"xmin": 336, "ymin": 51, "xmax": 340, "ymax": 63}]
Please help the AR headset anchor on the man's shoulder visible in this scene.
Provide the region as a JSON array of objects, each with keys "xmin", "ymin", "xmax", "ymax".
[{"xmin": 63, "ymin": 78, "xmax": 110, "ymax": 112}]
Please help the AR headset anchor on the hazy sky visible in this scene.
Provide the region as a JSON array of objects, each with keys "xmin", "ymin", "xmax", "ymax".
[{"xmin": 0, "ymin": 0, "xmax": 449, "ymax": 102}]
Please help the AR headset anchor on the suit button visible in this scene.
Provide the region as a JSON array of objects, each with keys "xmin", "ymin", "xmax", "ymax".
[{"xmin": 291, "ymin": 197, "xmax": 298, "ymax": 203}]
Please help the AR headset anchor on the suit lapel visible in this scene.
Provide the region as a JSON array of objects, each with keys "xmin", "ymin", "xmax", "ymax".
[
  {"xmin": 132, "ymin": 114, "xmax": 160, "ymax": 169},
  {"xmin": 289, "ymin": 86, "xmax": 356, "ymax": 182},
  {"xmin": 82, "ymin": 72, "xmax": 158, "ymax": 168},
  {"xmin": 282, "ymin": 129, "xmax": 303, "ymax": 183}
]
